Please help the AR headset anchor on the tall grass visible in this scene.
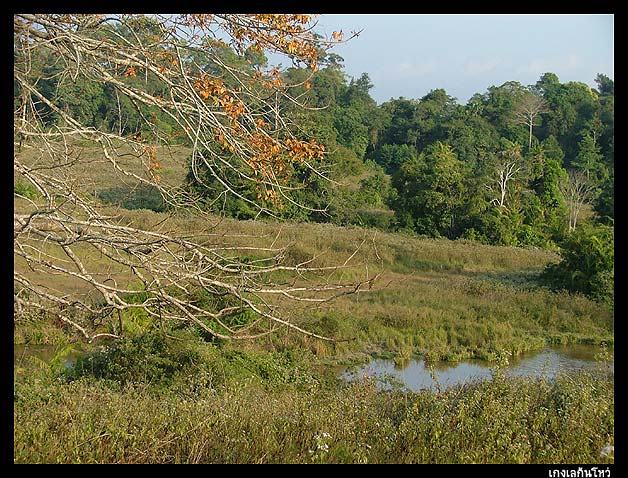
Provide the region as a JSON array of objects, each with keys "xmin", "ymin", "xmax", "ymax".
[
  {"xmin": 14, "ymin": 341, "xmax": 614, "ymax": 464},
  {"xmin": 15, "ymin": 146, "xmax": 615, "ymax": 464}
]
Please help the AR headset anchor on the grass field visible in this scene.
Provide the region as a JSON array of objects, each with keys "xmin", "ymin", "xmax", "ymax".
[
  {"xmin": 14, "ymin": 145, "xmax": 614, "ymax": 463},
  {"xmin": 14, "ymin": 201, "xmax": 614, "ymax": 361}
]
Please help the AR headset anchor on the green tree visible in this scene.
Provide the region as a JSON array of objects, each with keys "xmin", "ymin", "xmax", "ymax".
[
  {"xmin": 373, "ymin": 143, "xmax": 416, "ymax": 174},
  {"xmin": 392, "ymin": 141, "xmax": 465, "ymax": 238},
  {"xmin": 442, "ymin": 105, "xmax": 500, "ymax": 166},
  {"xmin": 573, "ymin": 132, "xmax": 606, "ymax": 185},
  {"xmin": 532, "ymin": 152, "xmax": 568, "ymax": 240},
  {"xmin": 536, "ymin": 77, "xmax": 599, "ymax": 164},
  {"xmin": 594, "ymin": 175, "xmax": 614, "ymax": 224},
  {"xmin": 477, "ymin": 81, "xmax": 528, "ymax": 144},
  {"xmin": 595, "ymin": 73, "xmax": 614, "ymax": 96},
  {"xmin": 378, "ymin": 98, "xmax": 419, "ymax": 146},
  {"xmin": 540, "ymin": 135, "xmax": 565, "ymax": 164},
  {"xmin": 412, "ymin": 89, "xmax": 457, "ymax": 151}
]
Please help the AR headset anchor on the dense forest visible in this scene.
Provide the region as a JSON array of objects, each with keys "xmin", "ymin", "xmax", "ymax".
[{"xmin": 22, "ymin": 25, "xmax": 613, "ymax": 304}]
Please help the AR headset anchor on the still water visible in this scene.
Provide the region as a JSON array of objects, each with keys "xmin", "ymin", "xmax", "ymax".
[
  {"xmin": 341, "ymin": 345, "xmax": 614, "ymax": 392},
  {"xmin": 15, "ymin": 343, "xmax": 613, "ymax": 391},
  {"xmin": 14, "ymin": 343, "xmax": 84, "ymax": 372}
]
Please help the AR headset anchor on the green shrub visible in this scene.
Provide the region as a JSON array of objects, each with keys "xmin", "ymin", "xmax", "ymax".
[
  {"xmin": 97, "ymin": 185, "xmax": 166, "ymax": 212},
  {"xmin": 14, "ymin": 179, "xmax": 41, "ymax": 199},
  {"xmin": 540, "ymin": 221, "xmax": 614, "ymax": 305},
  {"xmin": 67, "ymin": 332, "xmax": 199, "ymax": 385}
]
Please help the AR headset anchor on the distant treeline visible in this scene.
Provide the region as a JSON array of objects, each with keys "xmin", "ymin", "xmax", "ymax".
[{"xmin": 19, "ymin": 24, "xmax": 613, "ymax": 251}]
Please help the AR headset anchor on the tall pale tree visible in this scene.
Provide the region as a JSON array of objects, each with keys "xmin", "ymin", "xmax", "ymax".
[
  {"xmin": 559, "ymin": 169, "xmax": 596, "ymax": 232},
  {"xmin": 485, "ymin": 141, "xmax": 525, "ymax": 210},
  {"xmin": 511, "ymin": 91, "xmax": 548, "ymax": 149}
]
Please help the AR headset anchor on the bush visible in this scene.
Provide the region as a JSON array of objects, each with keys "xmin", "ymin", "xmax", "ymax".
[
  {"xmin": 97, "ymin": 184, "xmax": 165, "ymax": 212},
  {"xmin": 67, "ymin": 332, "xmax": 200, "ymax": 385},
  {"xmin": 540, "ymin": 222, "xmax": 614, "ymax": 305}
]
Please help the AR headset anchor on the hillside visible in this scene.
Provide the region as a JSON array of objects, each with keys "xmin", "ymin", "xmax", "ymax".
[{"xmin": 15, "ymin": 190, "xmax": 613, "ymax": 364}]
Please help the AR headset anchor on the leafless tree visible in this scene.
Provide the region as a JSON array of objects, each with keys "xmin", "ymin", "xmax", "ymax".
[
  {"xmin": 485, "ymin": 143, "xmax": 525, "ymax": 210},
  {"xmin": 13, "ymin": 14, "xmax": 372, "ymax": 342},
  {"xmin": 559, "ymin": 169, "xmax": 596, "ymax": 232},
  {"xmin": 511, "ymin": 92, "xmax": 548, "ymax": 149}
]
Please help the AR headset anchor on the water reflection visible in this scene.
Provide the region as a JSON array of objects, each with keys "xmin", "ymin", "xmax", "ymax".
[
  {"xmin": 14, "ymin": 343, "xmax": 84, "ymax": 373},
  {"xmin": 342, "ymin": 345, "xmax": 614, "ymax": 392}
]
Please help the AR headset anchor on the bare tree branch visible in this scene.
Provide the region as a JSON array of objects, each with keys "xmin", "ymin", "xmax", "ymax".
[
  {"xmin": 14, "ymin": 13, "xmax": 372, "ymax": 342},
  {"xmin": 511, "ymin": 92, "xmax": 548, "ymax": 149}
]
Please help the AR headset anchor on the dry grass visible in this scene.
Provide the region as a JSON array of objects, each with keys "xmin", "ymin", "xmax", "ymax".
[{"xmin": 14, "ymin": 145, "xmax": 613, "ymax": 360}]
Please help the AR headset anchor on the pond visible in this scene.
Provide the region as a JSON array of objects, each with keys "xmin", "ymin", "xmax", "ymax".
[
  {"xmin": 14, "ymin": 343, "xmax": 85, "ymax": 374},
  {"xmin": 341, "ymin": 344, "xmax": 614, "ymax": 392},
  {"xmin": 15, "ymin": 342, "xmax": 614, "ymax": 392}
]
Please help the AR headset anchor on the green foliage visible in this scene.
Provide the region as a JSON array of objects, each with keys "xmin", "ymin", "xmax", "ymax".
[
  {"xmin": 538, "ymin": 79, "xmax": 600, "ymax": 163},
  {"xmin": 541, "ymin": 222, "xmax": 614, "ymax": 305},
  {"xmin": 187, "ymin": 288, "xmax": 260, "ymax": 337},
  {"xmin": 97, "ymin": 185, "xmax": 166, "ymax": 212},
  {"xmin": 14, "ymin": 179, "xmax": 41, "ymax": 200},
  {"xmin": 363, "ymin": 72, "xmax": 612, "ymax": 249},
  {"xmin": 573, "ymin": 132, "xmax": 606, "ymax": 185},
  {"xmin": 184, "ymin": 149, "xmax": 260, "ymax": 219},
  {"xmin": 391, "ymin": 142, "xmax": 466, "ymax": 238},
  {"xmin": 595, "ymin": 73, "xmax": 614, "ymax": 96},
  {"xmin": 594, "ymin": 176, "xmax": 614, "ymax": 223},
  {"xmin": 67, "ymin": 332, "xmax": 201, "ymax": 385},
  {"xmin": 18, "ymin": 20, "xmax": 613, "ymax": 251},
  {"xmin": 372, "ymin": 143, "xmax": 416, "ymax": 174},
  {"xmin": 442, "ymin": 106, "xmax": 500, "ymax": 165},
  {"xmin": 541, "ymin": 135, "xmax": 565, "ymax": 163},
  {"xmin": 481, "ymin": 82, "xmax": 530, "ymax": 141},
  {"xmin": 26, "ymin": 29, "xmax": 612, "ymax": 251},
  {"xmin": 333, "ymin": 105, "xmax": 369, "ymax": 158}
]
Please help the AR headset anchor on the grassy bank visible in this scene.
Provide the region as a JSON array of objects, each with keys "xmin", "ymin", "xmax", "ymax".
[
  {"xmin": 14, "ymin": 207, "xmax": 614, "ymax": 362},
  {"xmin": 14, "ymin": 335, "xmax": 614, "ymax": 464}
]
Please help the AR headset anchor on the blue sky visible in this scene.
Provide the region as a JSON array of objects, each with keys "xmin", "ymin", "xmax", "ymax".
[{"xmin": 307, "ymin": 14, "xmax": 614, "ymax": 105}]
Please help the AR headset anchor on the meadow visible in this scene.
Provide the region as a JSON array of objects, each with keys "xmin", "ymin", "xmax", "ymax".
[{"xmin": 14, "ymin": 146, "xmax": 614, "ymax": 463}]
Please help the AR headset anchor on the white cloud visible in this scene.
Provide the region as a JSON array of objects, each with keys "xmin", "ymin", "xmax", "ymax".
[
  {"xmin": 396, "ymin": 61, "xmax": 437, "ymax": 76},
  {"xmin": 517, "ymin": 53, "xmax": 583, "ymax": 75},
  {"xmin": 464, "ymin": 58, "xmax": 503, "ymax": 76}
]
